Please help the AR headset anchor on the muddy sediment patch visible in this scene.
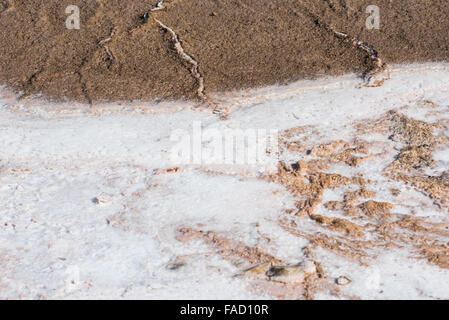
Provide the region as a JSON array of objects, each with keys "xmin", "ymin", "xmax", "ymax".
[{"xmin": 0, "ymin": 0, "xmax": 448, "ymax": 103}]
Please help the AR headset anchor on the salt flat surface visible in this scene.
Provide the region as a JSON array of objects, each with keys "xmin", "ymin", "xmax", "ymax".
[{"xmin": 0, "ymin": 63, "xmax": 448, "ymax": 299}]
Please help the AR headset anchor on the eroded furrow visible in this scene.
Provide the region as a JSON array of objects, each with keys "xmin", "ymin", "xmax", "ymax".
[
  {"xmin": 99, "ymin": 29, "xmax": 116, "ymax": 63},
  {"xmin": 77, "ymin": 56, "xmax": 93, "ymax": 106},
  {"xmin": 331, "ymin": 30, "xmax": 390, "ymax": 87},
  {"xmin": 295, "ymin": 4, "xmax": 390, "ymax": 87},
  {"xmin": 154, "ymin": 18, "xmax": 206, "ymax": 100}
]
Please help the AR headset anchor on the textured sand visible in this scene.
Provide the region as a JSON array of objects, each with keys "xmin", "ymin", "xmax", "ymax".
[{"xmin": 0, "ymin": 0, "xmax": 448, "ymax": 103}]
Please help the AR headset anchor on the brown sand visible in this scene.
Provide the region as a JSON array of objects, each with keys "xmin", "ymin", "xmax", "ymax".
[{"xmin": 0, "ymin": 0, "xmax": 448, "ymax": 103}]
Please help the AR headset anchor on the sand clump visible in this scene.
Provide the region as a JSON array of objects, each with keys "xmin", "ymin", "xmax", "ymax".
[
  {"xmin": 419, "ymin": 243, "xmax": 449, "ymax": 270},
  {"xmin": 358, "ymin": 200, "xmax": 393, "ymax": 219},
  {"xmin": 384, "ymin": 111, "xmax": 449, "ymax": 207},
  {"xmin": 309, "ymin": 214, "xmax": 365, "ymax": 238}
]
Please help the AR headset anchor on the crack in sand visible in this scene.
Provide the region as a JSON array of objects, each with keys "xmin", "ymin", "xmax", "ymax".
[
  {"xmin": 77, "ymin": 73, "xmax": 92, "ymax": 106},
  {"xmin": 324, "ymin": 0, "xmax": 352, "ymax": 15},
  {"xmin": 127, "ymin": 0, "xmax": 209, "ymax": 102},
  {"xmin": 154, "ymin": 19, "xmax": 206, "ymax": 100},
  {"xmin": 331, "ymin": 30, "xmax": 391, "ymax": 87},
  {"xmin": 97, "ymin": 1, "xmax": 167, "ymax": 63},
  {"xmin": 99, "ymin": 29, "xmax": 116, "ymax": 63},
  {"xmin": 18, "ymin": 47, "xmax": 52, "ymax": 101},
  {"xmin": 18, "ymin": 65, "xmax": 48, "ymax": 101},
  {"xmin": 296, "ymin": 4, "xmax": 390, "ymax": 88},
  {"xmin": 319, "ymin": 0, "xmax": 388, "ymax": 84},
  {"xmin": 148, "ymin": 0, "xmax": 206, "ymax": 100},
  {"xmin": 77, "ymin": 57, "xmax": 93, "ymax": 106}
]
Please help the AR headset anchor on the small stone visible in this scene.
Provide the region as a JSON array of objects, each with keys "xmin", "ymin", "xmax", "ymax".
[
  {"xmin": 336, "ymin": 276, "xmax": 352, "ymax": 286},
  {"xmin": 141, "ymin": 12, "xmax": 149, "ymax": 24},
  {"xmin": 291, "ymin": 160, "xmax": 307, "ymax": 174},
  {"xmin": 167, "ymin": 256, "xmax": 186, "ymax": 270},
  {"xmin": 235, "ymin": 262, "xmax": 271, "ymax": 278},
  {"xmin": 266, "ymin": 260, "xmax": 316, "ymax": 283},
  {"xmin": 167, "ymin": 262, "xmax": 185, "ymax": 270},
  {"xmin": 92, "ymin": 193, "xmax": 114, "ymax": 205}
]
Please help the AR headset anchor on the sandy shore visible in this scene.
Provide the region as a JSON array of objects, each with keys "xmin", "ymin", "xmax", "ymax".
[{"xmin": 1, "ymin": 0, "xmax": 448, "ymax": 103}]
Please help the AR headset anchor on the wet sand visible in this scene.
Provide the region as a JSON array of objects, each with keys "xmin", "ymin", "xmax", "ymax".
[{"xmin": 0, "ymin": 0, "xmax": 448, "ymax": 103}]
